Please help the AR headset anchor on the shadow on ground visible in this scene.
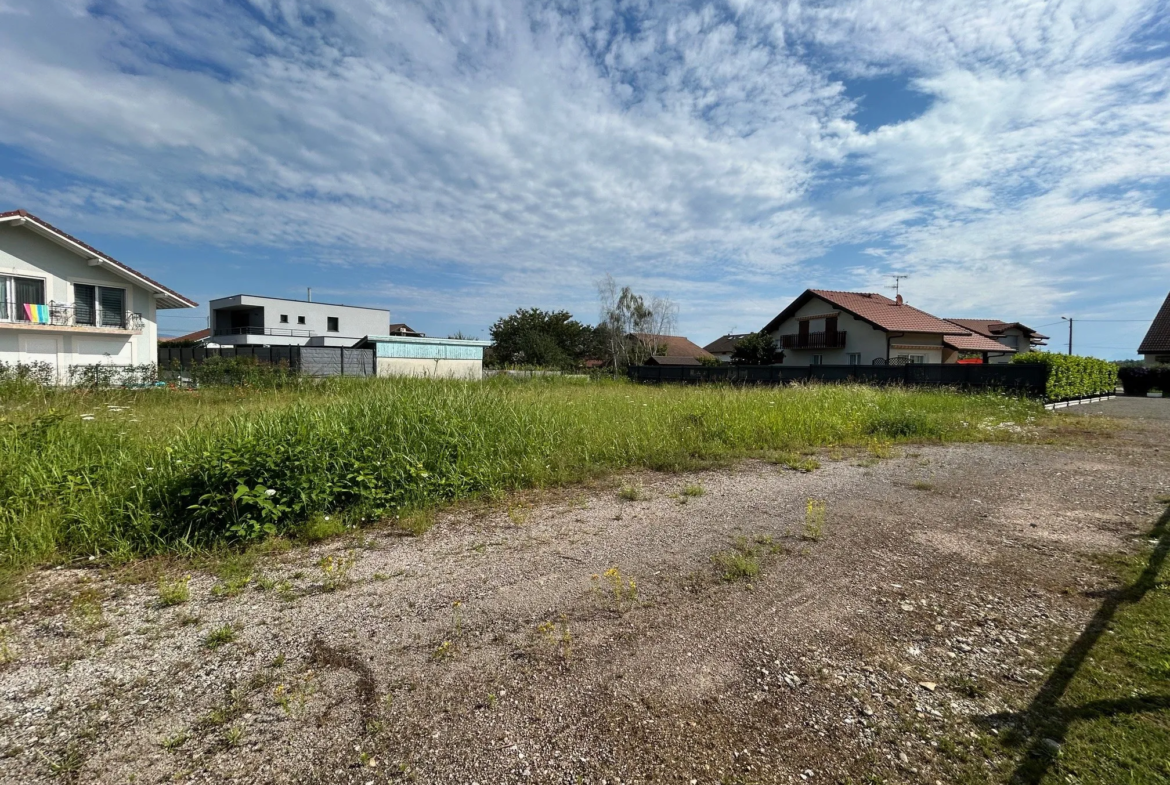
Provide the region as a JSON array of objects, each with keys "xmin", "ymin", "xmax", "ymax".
[{"xmin": 979, "ymin": 503, "xmax": 1170, "ymax": 784}]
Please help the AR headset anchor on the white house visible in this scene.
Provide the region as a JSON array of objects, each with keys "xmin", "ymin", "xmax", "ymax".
[
  {"xmin": 0, "ymin": 209, "xmax": 196, "ymax": 380},
  {"xmin": 943, "ymin": 319, "xmax": 1048, "ymax": 364},
  {"xmin": 760, "ymin": 289, "xmax": 1010, "ymax": 366},
  {"xmin": 209, "ymin": 294, "xmax": 389, "ymax": 348}
]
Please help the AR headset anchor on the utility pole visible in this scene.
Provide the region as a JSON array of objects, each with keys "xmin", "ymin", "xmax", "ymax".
[{"xmin": 1062, "ymin": 316, "xmax": 1073, "ymax": 355}]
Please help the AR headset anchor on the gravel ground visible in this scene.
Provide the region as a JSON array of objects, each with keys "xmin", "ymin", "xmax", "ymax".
[{"xmin": 1, "ymin": 408, "xmax": 1167, "ymax": 785}]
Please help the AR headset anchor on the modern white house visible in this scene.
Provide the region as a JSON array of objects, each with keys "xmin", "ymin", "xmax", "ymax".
[
  {"xmin": 209, "ymin": 294, "xmax": 390, "ymax": 347},
  {"xmin": 760, "ymin": 289, "xmax": 1011, "ymax": 366},
  {"xmin": 0, "ymin": 209, "xmax": 196, "ymax": 380}
]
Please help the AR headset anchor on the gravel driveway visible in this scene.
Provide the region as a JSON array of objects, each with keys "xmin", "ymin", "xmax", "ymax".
[{"xmin": 1, "ymin": 412, "xmax": 1167, "ymax": 784}]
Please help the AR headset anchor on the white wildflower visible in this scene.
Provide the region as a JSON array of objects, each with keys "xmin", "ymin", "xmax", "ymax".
[{"xmin": 265, "ymin": 488, "xmax": 277, "ymax": 497}]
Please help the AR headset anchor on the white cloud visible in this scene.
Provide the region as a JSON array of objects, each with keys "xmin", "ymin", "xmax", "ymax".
[{"xmin": 0, "ymin": 0, "xmax": 1167, "ymax": 353}]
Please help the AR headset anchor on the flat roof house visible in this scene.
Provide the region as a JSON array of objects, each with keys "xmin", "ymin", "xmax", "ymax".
[
  {"xmin": 210, "ymin": 294, "xmax": 389, "ymax": 348},
  {"xmin": 761, "ymin": 290, "xmax": 979, "ymax": 367},
  {"xmin": 0, "ymin": 209, "xmax": 196, "ymax": 381},
  {"xmin": 1138, "ymin": 292, "xmax": 1170, "ymax": 365}
]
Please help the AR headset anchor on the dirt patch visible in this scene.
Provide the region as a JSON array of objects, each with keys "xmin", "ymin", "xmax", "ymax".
[{"xmin": 0, "ymin": 413, "xmax": 1167, "ymax": 784}]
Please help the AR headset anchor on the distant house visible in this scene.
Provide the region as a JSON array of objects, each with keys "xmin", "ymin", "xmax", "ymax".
[
  {"xmin": 0, "ymin": 209, "xmax": 196, "ymax": 380},
  {"xmin": 703, "ymin": 333, "xmax": 750, "ymax": 363},
  {"xmin": 158, "ymin": 328, "xmax": 214, "ymax": 348},
  {"xmin": 1138, "ymin": 292, "xmax": 1170, "ymax": 365},
  {"xmin": 629, "ymin": 333, "xmax": 716, "ymax": 363},
  {"xmin": 761, "ymin": 290, "xmax": 976, "ymax": 367},
  {"xmin": 209, "ymin": 294, "xmax": 389, "ymax": 348},
  {"xmin": 644, "ymin": 355, "xmax": 702, "ymax": 367},
  {"xmin": 387, "ymin": 323, "xmax": 424, "ymax": 337},
  {"xmin": 943, "ymin": 319, "xmax": 1048, "ymax": 364}
]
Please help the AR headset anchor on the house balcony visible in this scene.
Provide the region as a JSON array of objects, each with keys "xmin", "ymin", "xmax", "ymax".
[
  {"xmin": 212, "ymin": 326, "xmax": 316, "ymax": 346},
  {"xmin": 780, "ymin": 330, "xmax": 847, "ymax": 350},
  {"xmin": 0, "ymin": 301, "xmax": 144, "ymax": 334}
]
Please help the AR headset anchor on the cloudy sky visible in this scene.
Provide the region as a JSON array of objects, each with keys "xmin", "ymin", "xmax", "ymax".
[{"xmin": 1, "ymin": 0, "xmax": 1168, "ymax": 357}]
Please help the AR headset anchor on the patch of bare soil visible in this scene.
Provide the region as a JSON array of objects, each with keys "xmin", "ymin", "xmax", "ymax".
[{"xmin": 1, "ymin": 411, "xmax": 1168, "ymax": 784}]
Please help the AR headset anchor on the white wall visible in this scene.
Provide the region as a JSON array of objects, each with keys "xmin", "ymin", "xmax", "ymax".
[
  {"xmin": 766, "ymin": 297, "xmax": 889, "ymax": 366},
  {"xmin": 377, "ymin": 357, "xmax": 483, "ymax": 380},
  {"xmin": 0, "ymin": 224, "xmax": 160, "ymax": 378}
]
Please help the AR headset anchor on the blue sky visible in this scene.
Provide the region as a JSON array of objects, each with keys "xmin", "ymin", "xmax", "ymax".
[{"xmin": 1, "ymin": 0, "xmax": 1168, "ymax": 358}]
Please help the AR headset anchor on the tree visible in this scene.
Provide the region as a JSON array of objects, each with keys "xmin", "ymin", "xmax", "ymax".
[
  {"xmin": 731, "ymin": 332, "xmax": 780, "ymax": 365},
  {"xmin": 488, "ymin": 308, "xmax": 597, "ymax": 369},
  {"xmin": 597, "ymin": 275, "xmax": 678, "ymax": 371}
]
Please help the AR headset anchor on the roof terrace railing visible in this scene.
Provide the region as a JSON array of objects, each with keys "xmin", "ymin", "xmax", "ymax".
[{"xmin": 213, "ymin": 326, "xmax": 315, "ymax": 338}]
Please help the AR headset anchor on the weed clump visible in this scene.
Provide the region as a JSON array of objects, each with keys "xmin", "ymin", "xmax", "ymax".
[
  {"xmin": 204, "ymin": 625, "xmax": 237, "ymax": 650},
  {"xmin": 803, "ymin": 499, "xmax": 827, "ymax": 541},
  {"xmin": 158, "ymin": 575, "xmax": 191, "ymax": 607}
]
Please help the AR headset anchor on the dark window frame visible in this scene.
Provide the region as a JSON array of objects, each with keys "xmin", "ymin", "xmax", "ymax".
[{"xmin": 326, "ymin": 316, "xmax": 339, "ymax": 332}]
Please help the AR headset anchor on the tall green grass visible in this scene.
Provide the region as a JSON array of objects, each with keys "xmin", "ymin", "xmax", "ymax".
[{"xmin": 0, "ymin": 377, "xmax": 1040, "ymax": 567}]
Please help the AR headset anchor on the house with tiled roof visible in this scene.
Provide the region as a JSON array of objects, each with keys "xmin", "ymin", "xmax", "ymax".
[
  {"xmin": 702, "ymin": 333, "xmax": 750, "ymax": 363},
  {"xmin": 629, "ymin": 333, "xmax": 716, "ymax": 365},
  {"xmin": 761, "ymin": 290, "xmax": 1005, "ymax": 367},
  {"xmin": 1138, "ymin": 292, "xmax": 1170, "ymax": 365},
  {"xmin": 943, "ymin": 319, "xmax": 1048, "ymax": 364},
  {"xmin": 0, "ymin": 209, "xmax": 196, "ymax": 381}
]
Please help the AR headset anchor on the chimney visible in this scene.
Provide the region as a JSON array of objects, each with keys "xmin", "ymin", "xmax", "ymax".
[
  {"xmin": 307, "ymin": 287, "xmax": 312, "ymax": 302},
  {"xmin": 895, "ymin": 294, "xmax": 904, "ymax": 306}
]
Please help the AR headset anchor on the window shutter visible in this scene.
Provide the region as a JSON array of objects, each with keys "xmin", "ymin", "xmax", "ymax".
[
  {"xmin": 99, "ymin": 287, "xmax": 125, "ymax": 327},
  {"xmin": 74, "ymin": 284, "xmax": 96, "ymax": 325}
]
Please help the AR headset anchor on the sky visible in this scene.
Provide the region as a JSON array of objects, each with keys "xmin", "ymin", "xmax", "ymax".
[{"xmin": 1, "ymin": 0, "xmax": 1168, "ymax": 358}]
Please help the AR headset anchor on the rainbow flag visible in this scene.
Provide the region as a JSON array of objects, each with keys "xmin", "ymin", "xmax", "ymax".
[{"xmin": 23, "ymin": 303, "xmax": 50, "ymax": 324}]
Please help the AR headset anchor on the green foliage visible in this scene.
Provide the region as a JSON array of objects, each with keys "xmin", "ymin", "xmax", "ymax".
[
  {"xmin": 177, "ymin": 356, "xmax": 299, "ymax": 388},
  {"xmin": 488, "ymin": 308, "xmax": 601, "ymax": 370},
  {"xmin": 1012, "ymin": 351, "xmax": 1118, "ymax": 401},
  {"xmin": 730, "ymin": 332, "xmax": 780, "ymax": 366},
  {"xmin": 0, "ymin": 378, "xmax": 1041, "ymax": 567},
  {"xmin": 68, "ymin": 364, "xmax": 158, "ymax": 389},
  {"xmin": 1117, "ymin": 365, "xmax": 1170, "ymax": 396}
]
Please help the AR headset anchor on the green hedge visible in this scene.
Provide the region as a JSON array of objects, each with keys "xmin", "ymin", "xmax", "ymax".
[{"xmin": 1011, "ymin": 352, "xmax": 1118, "ymax": 401}]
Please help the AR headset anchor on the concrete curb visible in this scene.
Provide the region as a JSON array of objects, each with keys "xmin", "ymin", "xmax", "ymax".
[{"xmin": 1044, "ymin": 394, "xmax": 1117, "ymax": 411}]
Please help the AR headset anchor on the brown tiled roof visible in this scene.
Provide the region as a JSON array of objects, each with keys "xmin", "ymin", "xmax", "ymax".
[
  {"xmin": 1138, "ymin": 292, "xmax": 1170, "ymax": 354},
  {"xmin": 159, "ymin": 328, "xmax": 210, "ymax": 343},
  {"xmin": 943, "ymin": 332, "xmax": 1017, "ymax": 353},
  {"xmin": 762, "ymin": 290, "xmax": 968, "ymax": 336},
  {"xmin": 630, "ymin": 333, "xmax": 716, "ymax": 359},
  {"xmin": 703, "ymin": 333, "xmax": 750, "ymax": 354},
  {"xmin": 946, "ymin": 319, "xmax": 1049, "ymax": 342},
  {"xmin": 0, "ymin": 209, "xmax": 197, "ymax": 308},
  {"xmin": 387, "ymin": 323, "xmax": 424, "ymax": 337}
]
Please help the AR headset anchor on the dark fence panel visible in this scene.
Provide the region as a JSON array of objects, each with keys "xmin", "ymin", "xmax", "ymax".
[
  {"xmin": 628, "ymin": 363, "xmax": 1047, "ymax": 396},
  {"xmin": 158, "ymin": 346, "xmax": 374, "ymax": 378}
]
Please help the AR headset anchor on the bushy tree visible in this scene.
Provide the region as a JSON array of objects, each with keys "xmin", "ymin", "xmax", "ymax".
[
  {"xmin": 597, "ymin": 275, "xmax": 678, "ymax": 371},
  {"xmin": 731, "ymin": 332, "xmax": 780, "ymax": 365},
  {"xmin": 488, "ymin": 308, "xmax": 598, "ymax": 369}
]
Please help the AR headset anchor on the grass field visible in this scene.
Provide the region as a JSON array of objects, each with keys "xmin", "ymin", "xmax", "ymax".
[{"xmin": 0, "ymin": 376, "xmax": 1042, "ymax": 568}]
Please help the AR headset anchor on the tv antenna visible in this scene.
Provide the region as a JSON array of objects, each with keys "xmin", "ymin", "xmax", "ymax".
[{"xmin": 888, "ymin": 274, "xmax": 910, "ymax": 298}]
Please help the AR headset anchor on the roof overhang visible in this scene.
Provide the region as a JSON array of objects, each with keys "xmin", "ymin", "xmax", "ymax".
[{"xmin": 0, "ymin": 211, "xmax": 197, "ymax": 309}]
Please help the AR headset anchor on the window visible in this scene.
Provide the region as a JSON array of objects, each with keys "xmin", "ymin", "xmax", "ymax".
[
  {"xmin": 326, "ymin": 316, "xmax": 339, "ymax": 332},
  {"xmin": 72, "ymin": 283, "xmax": 125, "ymax": 327},
  {"xmin": 909, "ymin": 354, "xmax": 926, "ymax": 364},
  {"xmin": 4, "ymin": 276, "xmax": 46, "ymax": 322},
  {"xmin": 279, "ymin": 314, "xmax": 289, "ymax": 324},
  {"xmin": 811, "ymin": 354, "xmax": 823, "ymax": 365},
  {"xmin": 998, "ymin": 335, "xmax": 1019, "ymax": 350},
  {"xmin": 848, "ymin": 353, "xmax": 861, "ymax": 365},
  {"xmin": 297, "ymin": 316, "xmax": 306, "ymax": 325}
]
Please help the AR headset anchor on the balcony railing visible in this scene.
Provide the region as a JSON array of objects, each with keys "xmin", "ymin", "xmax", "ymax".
[
  {"xmin": 213, "ymin": 327, "xmax": 315, "ymax": 338},
  {"xmin": 0, "ymin": 301, "xmax": 144, "ymax": 331},
  {"xmin": 780, "ymin": 330, "xmax": 847, "ymax": 350}
]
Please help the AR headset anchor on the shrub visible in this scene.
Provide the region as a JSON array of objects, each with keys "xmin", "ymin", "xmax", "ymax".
[
  {"xmin": 1118, "ymin": 366, "xmax": 1170, "ymax": 397},
  {"xmin": 1012, "ymin": 352, "xmax": 1118, "ymax": 401}
]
